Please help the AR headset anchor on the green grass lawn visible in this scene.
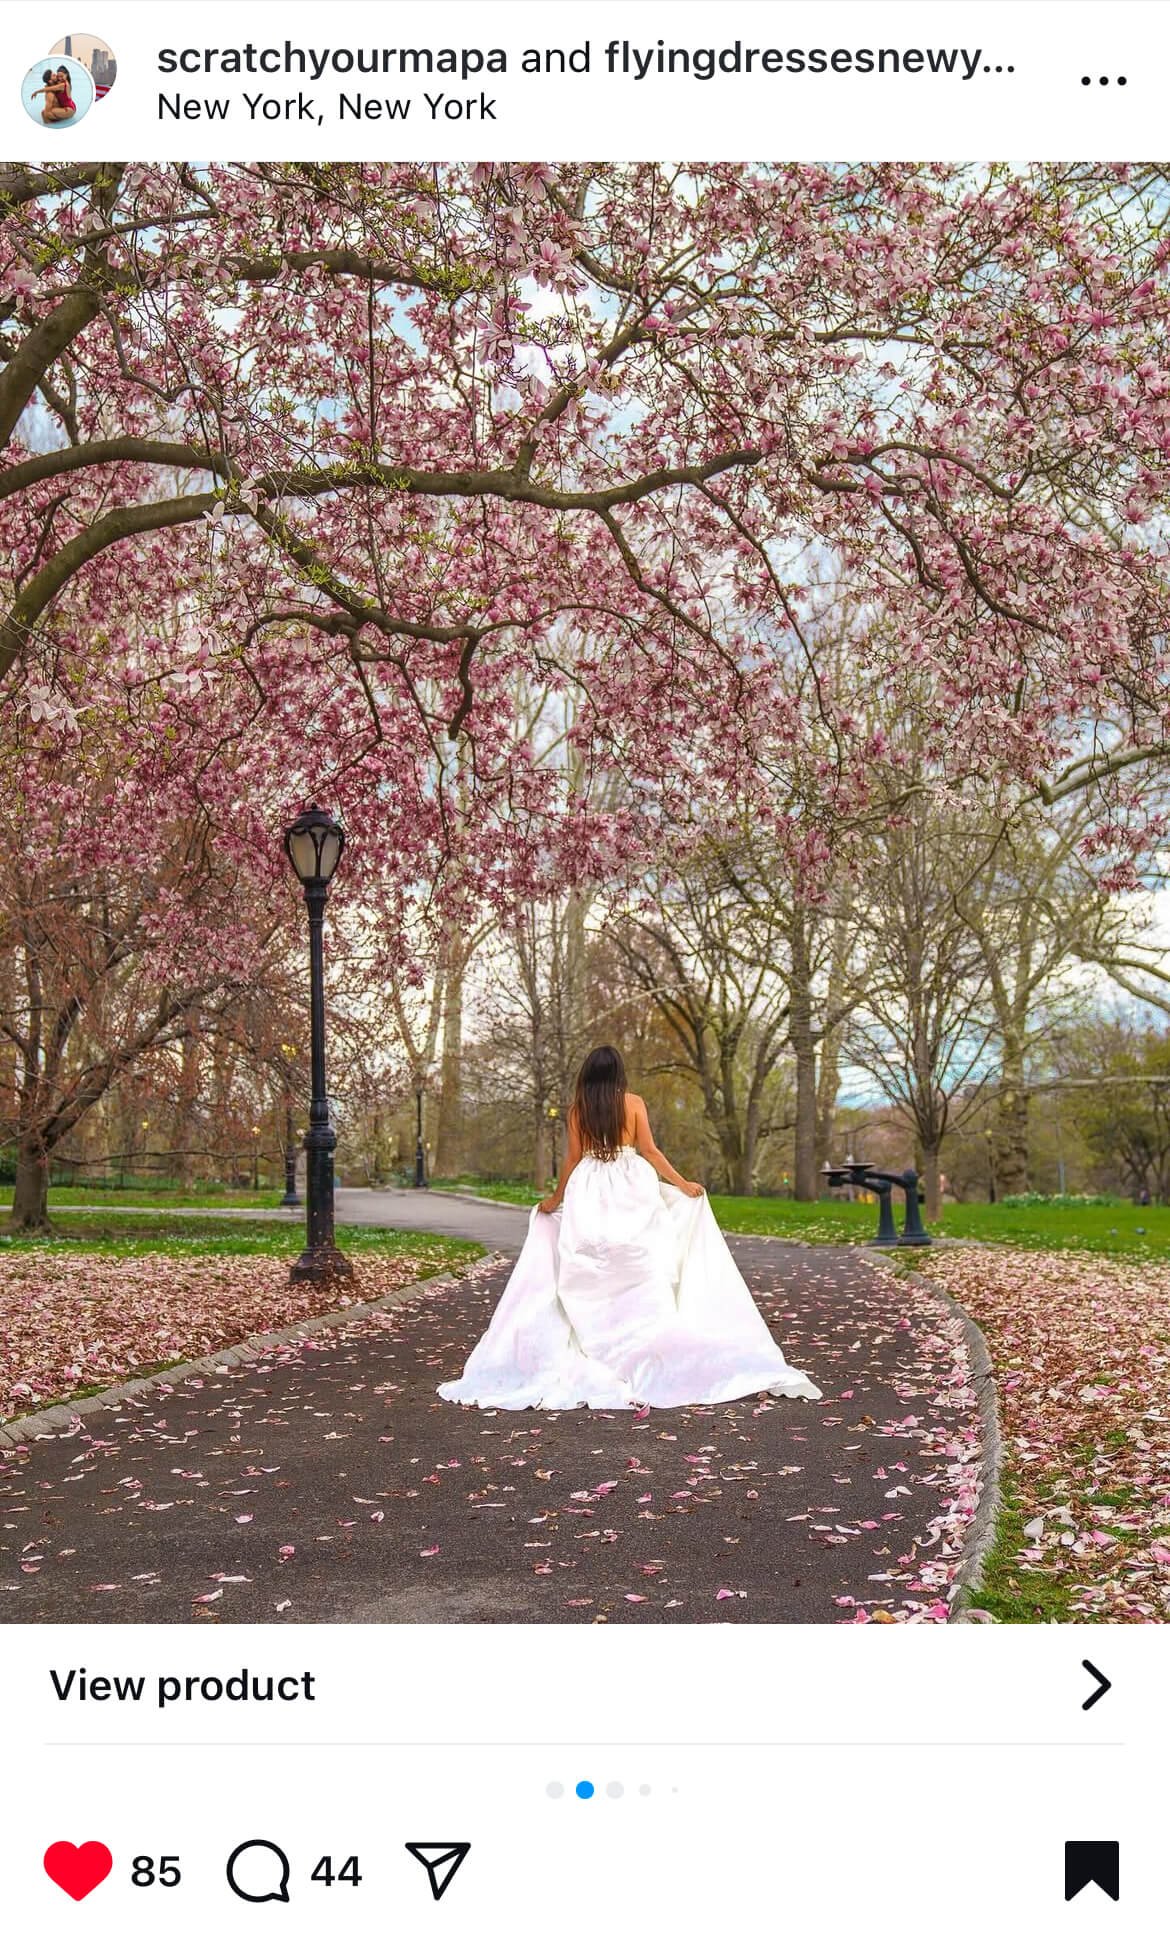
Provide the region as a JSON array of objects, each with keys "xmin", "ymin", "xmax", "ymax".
[
  {"xmin": 0, "ymin": 1212, "xmax": 481, "ymax": 1265},
  {"xmin": 710, "ymin": 1194, "xmax": 1170, "ymax": 1256},
  {"xmin": 430, "ymin": 1175, "xmax": 545, "ymax": 1205},
  {"xmin": 961, "ymin": 1467, "xmax": 1079, "ymax": 1623},
  {"xmin": 0, "ymin": 1184, "xmax": 280, "ymax": 1209},
  {"xmin": 13, "ymin": 1178, "xmax": 1167, "ymax": 1257},
  {"xmin": 425, "ymin": 1175, "xmax": 1170, "ymax": 1256},
  {"xmin": 941, "ymin": 1199, "xmax": 1169, "ymax": 1255}
]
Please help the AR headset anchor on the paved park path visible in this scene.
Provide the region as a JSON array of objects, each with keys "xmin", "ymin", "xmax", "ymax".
[
  {"xmin": 43, "ymin": 1185, "xmax": 532, "ymax": 1251},
  {"xmin": 0, "ymin": 1194, "xmax": 983, "ymax": 1624}
]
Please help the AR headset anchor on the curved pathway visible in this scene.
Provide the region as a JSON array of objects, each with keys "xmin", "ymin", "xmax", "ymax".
[
  {"xmin": 0, "ymin": 1196, "xmax": 982, "ymax": 1623},
  {"xmin": 39, "ymin": 1185, "xmax": 532, "ymax": 1252}
]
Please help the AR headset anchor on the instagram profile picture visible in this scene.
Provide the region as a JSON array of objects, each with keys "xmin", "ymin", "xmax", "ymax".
[
  {"xmin": 21, "ymin": 54, "xmax": 94, "ymax": 129},
  {"xmin": 51, "ymin": 32, "xmax": 117, "ymax": 101}
]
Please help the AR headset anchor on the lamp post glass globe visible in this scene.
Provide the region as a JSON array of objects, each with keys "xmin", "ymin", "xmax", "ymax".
[
  {"xmin": 283, "ymin": 804, "xmax": 352, "ymax": 1282},
  {"xmin": 283, "ymin": 802, "xmax": 345, "ymax": 887}
]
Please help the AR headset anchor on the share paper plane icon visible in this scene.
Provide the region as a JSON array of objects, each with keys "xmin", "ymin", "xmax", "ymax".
[{"xmin": 405, "ymin": 1842, "xmax": 471, "ymax": 1902}]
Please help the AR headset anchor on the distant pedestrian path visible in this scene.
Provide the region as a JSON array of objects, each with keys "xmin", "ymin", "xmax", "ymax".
[{"xmin": 33, "ymin": 1187, "xmax": 532, "ymax": 1252}]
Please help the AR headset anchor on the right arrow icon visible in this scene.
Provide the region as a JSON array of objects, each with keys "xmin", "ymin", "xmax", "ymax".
[{"xmin": 1081, "ymin": 1659, "xmax": 1111, "ymax": 1711}]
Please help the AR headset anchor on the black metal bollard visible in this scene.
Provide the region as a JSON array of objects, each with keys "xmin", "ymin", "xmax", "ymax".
[
  {"xmin": 899, "ymin": 1169, "xmax": 931, "ymax": 1246},
  {"xmin": 824, "ymin": 1161, "xmax": 932, "ymax": 1249},
  {"xmin": 870, "ymin": 1178, "xmax": 900, "ymax": 1247}
]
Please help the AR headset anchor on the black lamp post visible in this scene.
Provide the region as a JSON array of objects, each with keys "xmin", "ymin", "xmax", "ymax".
[
  {"xmin": 283, "ymin": 804, "xmax": 353, "ymax": 1283},
  {"xmin": 414, "ymin": 1081, "xmax": 428, "ymax": 1189}
]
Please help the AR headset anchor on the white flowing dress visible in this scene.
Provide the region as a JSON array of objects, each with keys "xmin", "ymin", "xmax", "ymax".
[{"xmin": 438, "ymin": 1147, "xmax": 822, "ymax": 1411}]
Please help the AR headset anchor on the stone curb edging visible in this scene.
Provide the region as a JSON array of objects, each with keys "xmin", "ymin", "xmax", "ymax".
[
  {"xmin": 0, "ymin": 1251, "xmax": 509, "ymax": 1450},
  {"xmin": 898, "ymin": 1265, "xmax": 1003, "ymax": 1623}
]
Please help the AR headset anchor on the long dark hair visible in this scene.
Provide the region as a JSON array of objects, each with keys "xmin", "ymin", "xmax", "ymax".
[{"xmin": 573, "ymin": 1045, "xmax": 628, "ymax": 1159}]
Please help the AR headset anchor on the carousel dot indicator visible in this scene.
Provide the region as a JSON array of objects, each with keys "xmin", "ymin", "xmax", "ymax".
[
  {"xmin": 575, "ymin": 1780, "xmax": 595, "ymax": 1799},
  {"xmin": 546, "ymin": 1781, "xmax": 564, "ymax": 1799}
]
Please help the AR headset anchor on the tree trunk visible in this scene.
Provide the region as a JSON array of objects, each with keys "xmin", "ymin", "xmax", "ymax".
[
  {"xmin": 815, "ymin": 901, "xmax": 851, "ymax": 1175},
  {"xmin": 0, "ymin": 948, "xmax": 16, "ymax": 1131},
  {"xmin": 788, "ymin": 905, "xmax": 819, "ymax": 1200},
  {"xmin": 11, "ymin": 1142, "xmax": 50, "ymax": 1230},
  {"xmin": 815, "ymin": 1025, "xmax": 841, "ymax": 1175},
  {"xmin": 712, "ymin": 1108, "xmax": 748, "ymax": 1194},
  {"xmin": 432, "ymin": 960, "xmax": 464, "ymax": 1178},
  {"xmin": 174, "ymin": 1014, "xmax": 201, "ymax": 1188},
  {"xmin": 561, "ymin": 891, "xmax": 589, "ymax": 1096},
  {"xmin": 994, "ymin": 1057, "xmax": 1029, "ymax": 1197},
  {"xmin": 792, "ymin": 1042, "xmax": 817, "ymax": 1200},
  {"xmin": 921, "ymin": 1145, "xmax": 942, "ymax": 1221},
  {"xmin": 532, "ymin": 1117, "xmax": 551, "ymax": 1191},
  {"xmin": 732, "ymin": 1145, "xmax": 754, "ymax": 1196}
]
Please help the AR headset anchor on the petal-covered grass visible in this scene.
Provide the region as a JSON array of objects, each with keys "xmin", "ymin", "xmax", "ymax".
[
  {"xmin": 0, "ymin": 1213, "xmax": 480, "ymax": 1260},
  {"xmin": 0, "ymin": 1231, "xmax": 481, "ymax": 1421},
  {"xmin": 923, "ymin": 1248, "xmax": 1170, "ymax": 1621}
]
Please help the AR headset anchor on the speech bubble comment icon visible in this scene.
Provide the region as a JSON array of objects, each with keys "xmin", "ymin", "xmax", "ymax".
[{"xmin": 225, "ymin": 1839, "xmax": 292, "ymax": 1903}]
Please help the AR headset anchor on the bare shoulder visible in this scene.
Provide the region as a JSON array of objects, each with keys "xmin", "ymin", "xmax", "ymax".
[{"xmin": 626, "ymin": 1092, "xmax": 646, "ymax": 1115}]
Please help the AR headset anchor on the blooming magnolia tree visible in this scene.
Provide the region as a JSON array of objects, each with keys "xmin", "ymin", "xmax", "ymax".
[
  {"xmin": 2, "ymin": 162, "xmax": 1169, "ymax": 886},
  {"xmin": 0, "ymin": 596, "xmax": 291, "ymax": 1224},
  {"xmin": 1, "ymin": 161, "xmax": 1169, "ymax": 1194}
]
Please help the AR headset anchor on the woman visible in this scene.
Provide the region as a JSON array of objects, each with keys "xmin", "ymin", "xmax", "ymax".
[
  {"xmin": 31, "ymin": 68, "xmax": 76, "ymax": 123},
  {"xmin": 439, "ymin": 1045, "xmax": 821, "ymax": 1411}
]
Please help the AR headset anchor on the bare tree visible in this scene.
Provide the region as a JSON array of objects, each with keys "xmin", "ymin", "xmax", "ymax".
[
  {"xmin": 0, "ymin": 828, "xmax": 277, "ymax": 1228},
  {"xmin": 715, "ymin": 843, "xmax": 867, "ymax": 1198},
  {"xmin": 849, "ymin": 797, "xmax": 993, "ymax": 1216},
  {"xmin": 951, "ymin": 796, "xmax": 1134, "ymax": 1193},
  {"xmin": 469, "ymin": 893, "xmax": 601, "ymax": 1187},
  {"xmin": 611, "ymin": 863, "xmax": 795, "ymax": 1194},
  {"xmin": 1056, "ymin": 1015, "xmax": 1170, "ymax": 1202}
]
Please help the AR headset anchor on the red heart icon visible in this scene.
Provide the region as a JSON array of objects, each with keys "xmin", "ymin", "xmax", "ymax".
[{"xmin": 43, "ymin": 1841, "xmax": 113, "ymax": 1901}]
